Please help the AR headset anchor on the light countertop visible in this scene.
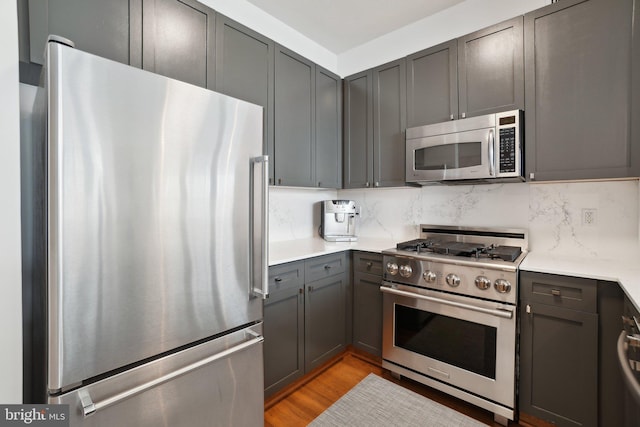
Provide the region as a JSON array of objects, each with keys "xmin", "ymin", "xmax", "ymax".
[{"xmin": 269, "ymin": 237, "xmax": 640, "ymax": 310}]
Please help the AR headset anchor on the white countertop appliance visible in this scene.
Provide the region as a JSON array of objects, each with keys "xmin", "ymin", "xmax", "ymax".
[
  {"xmin": 320, "ymin": 200, "xmax": 358, "ymax": 242},
  {"xmin": 21, "ymin": 37, "xmax": 268, "ymax": 426},
  {"xmin": 381, "ymin": 225, "xmax": 528, "ymax": 426}
]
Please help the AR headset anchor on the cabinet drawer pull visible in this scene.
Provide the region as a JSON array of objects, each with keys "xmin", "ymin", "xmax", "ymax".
[
  {"xmin": 366, "ymin": 262, "xmax": 373, "ymax": 270},
  {"xmin": 274, "ymin": 277, "xmax": 283, "ymax": 283},
  {"xmin": 324, "ymin": 265, "xmax": 332, "ymax": 270},
  {"xmin": 551, "ymin": 289, "xmax": 561, "ymax": 296},
  {"xmin": 308, "ymin": 285, "xmax": 314, "ymax": 292}
]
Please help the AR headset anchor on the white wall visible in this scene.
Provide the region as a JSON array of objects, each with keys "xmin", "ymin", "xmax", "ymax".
[
  {"xmin": 0, "ymin": 0, "xmax": 23, "ymax": 404},
  {"xmin": 338, "ymin": 0, "xmax": 549, "ymax": 76}
]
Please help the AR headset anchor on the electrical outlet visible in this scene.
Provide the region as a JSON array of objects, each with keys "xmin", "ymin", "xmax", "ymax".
[{"xmin": 582, "ymin": 208, "xmax": 597, "ymax": 226}]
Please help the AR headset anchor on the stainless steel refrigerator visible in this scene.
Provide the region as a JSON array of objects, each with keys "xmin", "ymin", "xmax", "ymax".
[{"xmin": 22, "ymin": 38, "xmax": 269, "ymax": 426}]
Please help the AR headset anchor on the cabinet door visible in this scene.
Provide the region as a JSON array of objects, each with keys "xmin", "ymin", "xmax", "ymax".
[
  {"xmin": 215, "ymin": 15, "xmax": 274, "ymax": 183},
  {"xmin": 305, "ymin": 275, "xmax": 346, "ymax": 372},
  {"xmin": 263, "ymin": 284, "xmax": 304, "ymax": 397},
  {"xmin": 520, "ymin": 301, "xmax": 598, "ymax": 427},
  {"xmin": 28, "ymin": 0, "xmax": 141, "ymax": 66},
  {"xmin": 343, "ymin": 70, "xmax": 374, "ymax": 188},
  {"xmin": 352, "ymin": 271, "xmax": 382, "ymax": 356},
  {"xmin": 525, "ymin": 0, "xmax": 638, "ymax": 181},
  {"xmin": 264, "ymin": 262, "xmax": 304, "ymax": 397},
  {"xmin": 315, "ymin": 66, "xmax": 342, "ymax": 189},
  {"xmin": 373, "ymin": 58, "xmax": 407, "ymax": 188},
  {"xmin": 458, "ymin": 16, "xmax": 524, "ymax": 118},
  {"xmin": 406, "ymin": 40, "xmax": 458, "ymax": 127},
  {"xmin": 142, "ymin": 0, "xmax": 215, "ymax": 89},
  {"xmin": 274, "ymin": 46, "xmax": 315, "ymax": 187}
]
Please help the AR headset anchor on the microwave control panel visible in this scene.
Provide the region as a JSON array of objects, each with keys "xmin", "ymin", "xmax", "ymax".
[
  {"xmin": 495, "ymin": 110, "xmax": 523, "ymax": 178},
  {"xmin": 499, "ymin": 128, "xmax": 516, "ymax": 173}
]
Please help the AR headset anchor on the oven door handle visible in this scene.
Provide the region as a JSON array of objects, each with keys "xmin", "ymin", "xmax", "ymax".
[{"xmin": 380, "ymin": 286, "xmax": 513, "ymax": 319}]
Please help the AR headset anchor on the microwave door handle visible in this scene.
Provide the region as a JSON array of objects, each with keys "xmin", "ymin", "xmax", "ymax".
[{"xmin": 488, "ymin": 129, "xmax": 495, "ymax": 176}]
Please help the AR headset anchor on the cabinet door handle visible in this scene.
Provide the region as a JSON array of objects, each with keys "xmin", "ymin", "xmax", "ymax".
[
  {"xmin": 308, "ymin": 285, "xmax": 314, "ymax": 292},
  {"xmin": 366, "ymin": 262, "xmax": 373, "ymax": 270},
  {"xmin": 551, "ymin": 289, "xmax": 561, "ymax": 296},
  {"xmin": 274, "ymin": 277, "xmax": 282, "ymax": 283}
]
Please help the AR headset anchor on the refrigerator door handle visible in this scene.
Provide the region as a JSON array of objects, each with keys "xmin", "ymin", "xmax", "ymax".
[
  {"xmin": 250, "ymin": 155, "xmax": 269, "ymax": 299},
  {"xmin": 79, "ymin": 333, "xmax": 264, "ymax": 417}
]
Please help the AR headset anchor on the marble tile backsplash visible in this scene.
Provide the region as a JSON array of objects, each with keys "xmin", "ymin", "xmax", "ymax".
[{"xmin": 269, "ymin": 179, "xmax": 640, "ymax": 259}]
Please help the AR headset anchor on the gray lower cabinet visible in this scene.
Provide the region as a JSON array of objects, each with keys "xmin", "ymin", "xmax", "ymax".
[
  {"xmin": 519, "ymin": 271, "xmax": 599, "ymax": 427},
  {"xmin": 214, "ymin": 14, "xmax": 275, "ymax": 182},
  {"xmin": 263, "ymin": 261, "xmax": 304, "ymax": 397},
  {"xmin": 26, "ymin": 0, "xmax": 141, "ymax": 66},
  {"xmin": 352, "ymin": 252, "xmax": 383, "ymax": 356},
  {"xmin": 141, "ymin": 0, "xmax": 215, "ymax": 89},
  {"xmin": 524, "ymin": 0, "xmax": 640, "ymax": 181},
  {"xmin": 264, "ymin": 252, "xmax": 347, "ymax": 396},
  {"xmin": 344, "ymin": 58, "xmax": 406, "ymax": 189}
]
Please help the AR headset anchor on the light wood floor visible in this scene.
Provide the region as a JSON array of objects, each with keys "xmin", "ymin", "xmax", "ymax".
[{"xmin": 264, "ymin": 351, "xmax": 550, "ymax": 427}]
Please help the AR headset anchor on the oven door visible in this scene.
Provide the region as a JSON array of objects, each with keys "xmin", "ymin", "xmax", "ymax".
[
  {"xmin": 406, "ymin": 128, "xmax": 495, "ymax": 182},
  {"xmin": 381, "ymin": 283, "xmax": 516, "ymax": 407}
]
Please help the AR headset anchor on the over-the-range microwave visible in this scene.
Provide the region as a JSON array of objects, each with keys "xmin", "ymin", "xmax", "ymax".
[{"xmin": 406, "ymin": 110, "xmax": 524, "ymax": 184}]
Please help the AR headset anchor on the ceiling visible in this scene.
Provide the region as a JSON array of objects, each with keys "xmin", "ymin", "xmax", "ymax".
[{"xmin": 245, "ymin": 0, "xmax": 465, "ymax": 54}]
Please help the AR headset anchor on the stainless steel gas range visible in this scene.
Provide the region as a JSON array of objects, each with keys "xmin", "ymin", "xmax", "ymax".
[{"xmin": 381, "ymin": 225, "xmax": 528, "ymax": 426}]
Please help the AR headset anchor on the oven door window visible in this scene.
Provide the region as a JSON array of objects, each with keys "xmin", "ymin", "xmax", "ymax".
[
  {"xmin": 414, "ymin": 142, "xmax": 481, "ymax": 171},
  {"xmin": 394, "ymin": 304, "xmax": 497, "ymax": 379}
]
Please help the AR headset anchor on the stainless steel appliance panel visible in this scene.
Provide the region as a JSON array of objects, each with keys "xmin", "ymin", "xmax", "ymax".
[
  {"xmin": 50, "ymin": 324, "xmax": 264, "ymax": 427},
  {"xmin": 46, "ymin": 43, "xmax": 264, "ymax": 390},
  {"xmin": 381, "ymin": 283, "xmax": 516, "ymax": 407}
]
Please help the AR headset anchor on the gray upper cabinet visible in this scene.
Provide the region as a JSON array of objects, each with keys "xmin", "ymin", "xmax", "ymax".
[
  {"xmin": 343, "ymin": 59, "xmax": 406, "ymax": 189},
  {"xmin": 274, "ymin": 45, "xmax": 315, "ymax": 187},
  {"xmin": 458, "ymin": 16, "xmax": 524, "ymax": 119},
  {"xmin": 406, "ymin": 17, "xmax": 522, "ymax": 128},
  {"xmin": 406, "ymin": 40, "xmax": 458, "ymax": 127},
  {"xmin": 373, "ymin": 58, "xmax": 407, "ymax": 187},
  {"xmin": 215, "ymin": 15, "xmax": 274, "ymax": 182},
  {"xmin": 141, "ymin": 0, "xmax": 215, "ymax": 89},
  {"xmin": 525, "ymin": 0, "xmax": 639, "ymax": 181},
  {"xmin": 343, "ymin": 70, "xmax": 374, "ymax": 188},
  {"xmin": 274, "ymin": 47, "xmax": 342, "ymax": 188},
  {"xmin": 27, "ymin": 0, "xmax": 141, "ymax": 66},
  {"xmin": 315, "ymin": 67, "xmax": 343, "ymax": 189}
]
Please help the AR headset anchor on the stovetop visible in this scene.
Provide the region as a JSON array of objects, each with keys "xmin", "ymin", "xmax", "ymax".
[
  {"xmin": 382, "ymin": 225, "xmax": 529, "ymax": 271},
  {"xmin": 396, "ymin": 238, "xmax": 522, "ymax": 262}
]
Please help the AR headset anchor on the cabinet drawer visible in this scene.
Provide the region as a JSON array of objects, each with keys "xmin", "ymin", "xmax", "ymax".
[
  {"xmin": 520, "ymin": 271, "xmax": 597, "ymax": 313},
  {"xmin": 305, "ymin": 252, "xmax": 346, "ymax": 282},
  {"xmin": 269, "ymin": 261, "xmax": 304, "ymax": 295},
  {"xmin": 353, "ymin": 251, "xmax": 383, "ymax": 275}
]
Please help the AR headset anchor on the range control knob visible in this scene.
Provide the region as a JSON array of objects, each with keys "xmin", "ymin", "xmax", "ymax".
[
  {"xmin": 386, "ymin": 262, "xmax": 398, "ymax": 276},
  {"xmin": 423, "ymin": 271, "xmax": 437, "ymax": 283},
  {"xmin": 399, "ymin": 264, "xmax": 413, "ymax": 278},
  {"xmin": 445, "ymin": 273, "xmax": 461, "ymax": 287},
  {"xmin": 494, "ymin": 279, "xmax": 512, "ymax": 293},
  {"xmin": 475, "ymin": 276, "xmax": 491, "ymax": 290}
]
